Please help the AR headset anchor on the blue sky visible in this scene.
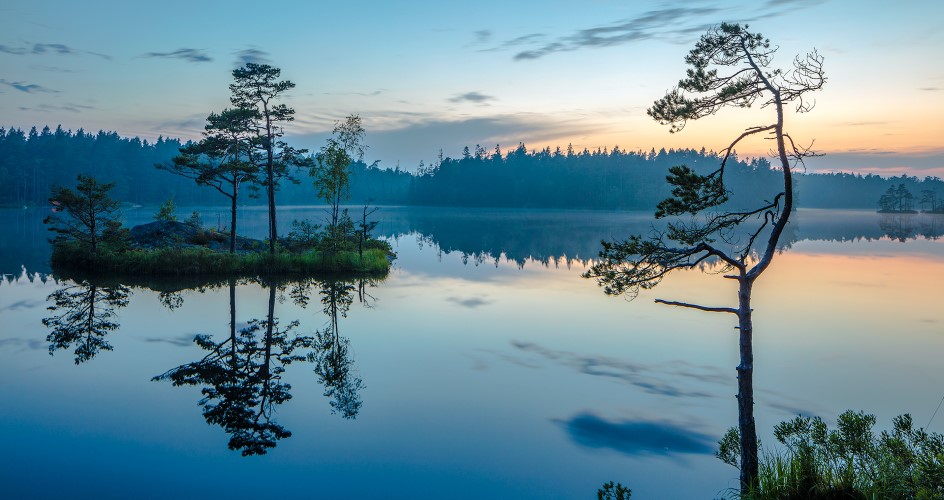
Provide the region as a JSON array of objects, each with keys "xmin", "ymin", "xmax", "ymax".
[{"xmin": 1, "ymin": 0, "xmax": 942, "ymax": 175}]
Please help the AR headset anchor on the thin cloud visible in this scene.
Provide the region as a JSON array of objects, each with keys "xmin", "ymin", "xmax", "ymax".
[
  {"xmin": 471, "ymin": 29, "xmax": 493, "ymax": 45},
  {"xmin": 446, "ymin": 296, "xmax": 492, "ymax": 308},
  {"xmin": 235, "ymin": 48, "xmax": 270, "ymax": 66},
  {"xmin": 17, "ymin": 103, "xmax": 95, "ymax": 113},
  {"xmin": 512, "ymin": 7, "xmax": 719, "ymax": 60},
  {"xmin": 28, "ymin": 65, "xmax": 79, "ymax": 73},
  {"xmin": 0, "ymin": 298, "xmax": 45, "ymax": 312},
  {"xmin": 510, "ymin": 340, "xmax": 728, "ymax": 398},
  {"xmin": 0, "ymin": 78, "xmax": 58, "ymax": 93},
  {"xmin": 507, "ymin": 1, "xmax": 829, "ymax": 60},
  {"xmin": 448, "ymin": 91, "xmax": 495, "ymax": 104},
  {"xmin": 144, "ymin": 48, "xmax": 212, "ymax": 63},
  {"xmin": 919, "ymin": 87, "xmax": 941, "ymax": 91},
  {"xmin": 0, "ymin": 42, "xmax": 111, "ymax": 60}
]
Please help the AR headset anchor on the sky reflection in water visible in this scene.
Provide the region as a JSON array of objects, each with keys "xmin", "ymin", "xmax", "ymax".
[{"xmin": 0, "ymin": 208, "xmax": 942, "ymax": 498}]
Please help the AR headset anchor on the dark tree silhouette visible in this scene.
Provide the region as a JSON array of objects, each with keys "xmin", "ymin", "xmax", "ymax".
[
  {"xmin": 878, "ymin": 183, "xmax": 916, "ymax": 213},
  {"xmin": 42, "ymin": 280, "xmax": 131, "ymax": 364},
  {"xmin": 310, "ymin": 279, "xmax": 365, "ymax": 419},
  {"xmin": 229, "ymin": 63, "xmax": 311, "ymax": 254},
  {"xmin": 158, "ymin": 108, "xmax": 259, "ymax": 253},
  {"xmin": 153, "ymin": 282, "xmax": 314, "ymax": 455},
  {"xmin": 44, "ymin": 174, "xmax": 125, "ymax": 257},
  {"xmin": 583, "ymin": 22, "xmax": 825, "ymax": 492}
]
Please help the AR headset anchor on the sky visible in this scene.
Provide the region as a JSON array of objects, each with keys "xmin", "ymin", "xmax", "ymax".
[{"xmin": 1, "ymin": 0, "xmax": 942, "ymax": 176}]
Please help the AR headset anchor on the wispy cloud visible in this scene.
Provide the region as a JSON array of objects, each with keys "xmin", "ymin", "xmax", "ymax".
[
  {"xmin": 0, "ymin": 298, "xmax": 45, "ymax": 312},
  {"xmin": 144, "ymin": 48, "xmax": 212, "ymax": 63},
  {"xmin": 919, "ymin": 86, "xmax": 941, "ymax": 92},
  {"xmin": 504, "ymin": 1, "xmax": 829, "ymax": 60},
  {"xmin": 509, "ymin": 340, "xmax": 728, "ymax": 398},
  {"xmin": 512, "ymin": 7, "xmax": 719, "ymax": 60},
  {"xmin": 0, "ymin": 78, "xmax": 58, "ymax": 93},
  {"xmin": 17, "ymin": 102, "xmax": 95, "ymax": 113},
  {"xmin": 557, "ymin": 412, "xmax": 716, "ymax": 457},
  {"xmin": 235, "ymin": 48, "xmax": 270, "ymax": 66},
  {"xmin": 446, "ymin": 295, "xmax": 492, "ymax": 308},
  {"xmin": 28, "ymin": 64, "xmax": 79, "ymax": 73},
  {"xmin": 0, "ymin": 42, "xmax": 110, "ymax": 60},
  {"xmin": 143, "ymin": 334, "xmax": 200, "ymax": 347},
  {"xmin": 473, "ymin": 29, "xmax": 492, "ymax": 44},
  {"xmin": 448, "ymin": 91, "xmax": 495, "ymax": 104}
]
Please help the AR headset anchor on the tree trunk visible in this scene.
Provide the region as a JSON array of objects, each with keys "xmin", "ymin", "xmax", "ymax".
[
  {"xmin": 267, "ymin": 165, "xmax": 276, "ymax": 254},
  {"xmin": 737, "ymin": 278, "xmax": 759, "ymax": 493},
  {"xmin": 229, "ymin": 279, "xmax": 237, "ymax": 366},
  {"xmin": 230, "ymin": 191, "xmax": 237, "ymax": 254}
]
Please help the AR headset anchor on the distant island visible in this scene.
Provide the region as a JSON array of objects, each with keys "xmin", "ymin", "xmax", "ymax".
[{"xmin": 876, "ymin": 182, "xmax": 944, "ymax": 214}]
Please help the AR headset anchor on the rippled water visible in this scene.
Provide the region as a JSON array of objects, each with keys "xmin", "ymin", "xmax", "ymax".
[{"xmin": 1, "ymin": 207, "xmax": 942, "ymax": 498}]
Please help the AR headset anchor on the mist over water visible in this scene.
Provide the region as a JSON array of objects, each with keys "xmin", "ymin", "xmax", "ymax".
[{"xmin": 1, "ymin": 207, "xmax": 942, "ymax": 498}]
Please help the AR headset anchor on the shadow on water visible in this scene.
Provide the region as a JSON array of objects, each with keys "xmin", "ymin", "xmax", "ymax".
[
  {"xmin": 556, "ymin": 411, "xmax": 716, "ymax": 458},
  {"xmin": 39, "ymin": 273, "xmax": 379, "ymax": 455}
]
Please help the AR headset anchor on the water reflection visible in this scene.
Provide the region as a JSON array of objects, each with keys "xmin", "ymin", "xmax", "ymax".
[
  {"xmin": 4, "ymin": 207, "xmax": 944, "ymax": 276},
  {"xmin": 878, "ymin": 214, "xmax": 944, "ymax": 242},
  {"xmin": 153, "ymin": 281, "xmax": 313, "ymax": 456},
  {"xmin": 42, "ymin": 280, "xmax": 131, "ymax": 364},
  {"xmin": 35, "ymin": 272, "xmax": 379, "ymax": 455},
  {"xmin": 290, "ymin": 278, "xmax": 375, "ymax": 419},
  {"xmin": 558, "ymin": 412, "xmax": 715, "ymax": 457}
]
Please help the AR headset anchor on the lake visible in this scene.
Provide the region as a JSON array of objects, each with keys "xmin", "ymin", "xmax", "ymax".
[{"xmin": 1, "ymin": 206, "xmax": 942, "ymax": 499}]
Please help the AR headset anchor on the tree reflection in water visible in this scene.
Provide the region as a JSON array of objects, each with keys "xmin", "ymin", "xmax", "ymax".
[
  {"xmin": 153, "ymin": 281, "xmax": 313, "ymax": 456},
  {"xmin": 310, "ymin": 279, "xmax": 364, "ymax": 419},
  {"xmin": 42, "ymin": 280, "xmax": 130, "ymax": 364},
  {"xmin": 152, "ymin": 276, "xmax": 377, "ymax": 455}
]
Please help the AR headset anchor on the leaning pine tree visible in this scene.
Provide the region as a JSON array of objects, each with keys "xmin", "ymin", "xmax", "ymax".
[{"xmin": 583, "ymin": 22, "xmax": 825, "ymax": 494}]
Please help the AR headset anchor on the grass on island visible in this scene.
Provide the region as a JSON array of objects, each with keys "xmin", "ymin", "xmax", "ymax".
[{"xmin": 51, "ymin": 242, "xmax": 392, "ymax": 277}]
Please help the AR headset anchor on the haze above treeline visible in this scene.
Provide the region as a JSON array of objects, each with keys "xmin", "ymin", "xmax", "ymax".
[{"xmin": 2, "ymin": 125, "xmax": 943, "ymax": 211}]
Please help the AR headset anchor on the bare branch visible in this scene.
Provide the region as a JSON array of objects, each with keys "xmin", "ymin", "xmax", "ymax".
[{"xmin": 654, "ymin": 299, "xmax": 738, "ymax": 315}]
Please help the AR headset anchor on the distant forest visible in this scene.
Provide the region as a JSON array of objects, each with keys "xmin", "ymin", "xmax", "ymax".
[{"xmin": 2, "ymin": 125, "xmax": 942, "ymax": 210}]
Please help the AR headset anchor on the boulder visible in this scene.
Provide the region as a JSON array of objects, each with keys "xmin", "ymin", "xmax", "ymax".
[{"xmin": 129, "ymin": 220, "xmax": 264, "ymax": 252}]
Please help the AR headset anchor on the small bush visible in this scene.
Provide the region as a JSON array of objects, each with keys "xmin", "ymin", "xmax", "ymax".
[
  {"xmin": 719, "ymin": 410, "xmax": 944, "ymax": 499},
  {"xmin": 154, "ymin": 197, "xmax": 177, "ymax": 222}
]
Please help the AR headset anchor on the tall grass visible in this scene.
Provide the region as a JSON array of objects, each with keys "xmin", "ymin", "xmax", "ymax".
[{"xmin": 718, "ymin": 410, "xmax": 944, "ymax": 499}]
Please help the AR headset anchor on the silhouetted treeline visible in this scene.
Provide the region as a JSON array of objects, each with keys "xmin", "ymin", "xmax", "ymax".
[
  {"xmin": 407, "ymin": 143, "xmax": 780, "ymax": 210},
  {"xmin": 2, "ymin": 125, "xmax": 942, "ymax": 210}
]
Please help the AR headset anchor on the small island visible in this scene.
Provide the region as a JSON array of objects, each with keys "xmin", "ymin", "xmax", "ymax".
[
  {"xmin": 876, "ymin": 182, "xmax": 944, "ymax": 214},
  {"xmin": 46, "ymin": 175, "xmax": 393, "ymax": 277},
  {"xmin": 45, "ymin": 65, "xmax": 393, "ymax": 278}
]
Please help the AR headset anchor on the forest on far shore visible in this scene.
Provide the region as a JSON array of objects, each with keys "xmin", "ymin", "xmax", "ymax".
[{"xmin": 1, "ymin": 125, "xmax": 942, "ymax": 211}]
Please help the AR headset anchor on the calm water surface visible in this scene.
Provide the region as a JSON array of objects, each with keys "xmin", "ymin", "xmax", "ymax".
[{"xmin": 1, "ymin": 207, "xmax": 942, "ymax": 499}]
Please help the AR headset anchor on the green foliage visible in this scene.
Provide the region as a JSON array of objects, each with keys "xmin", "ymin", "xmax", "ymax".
[
  {"xmin": 187, "ymin": 211, "xmax": 202, "ymax": 228},
  {"xmin": 154, "ymin": 196, "xmax": 178, "ymax": 222},
  {"xmin": 44, "ymin": 174, "xmax": 125, "ymax": 256},
  {"xmin": 50, "ymin": 240, "xmax": 391, "ymax": 277},
  {"xmin": 719, "ymin": 410, "xmax": 944, "ymax": 499},
  {"xmin": 312, "ymin": 115, "xmax": 368, "ymax": 254},
  {"xmin": 655, "ymin": 165, "xmax": 729, "ymax": 218},
  {"xmin": 597, "ymin": 481, "xmax": 632, "ymax": 500},
  {"xmin": 285, "ymin": 219, "xmax": 322, "ymax": 251}
]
